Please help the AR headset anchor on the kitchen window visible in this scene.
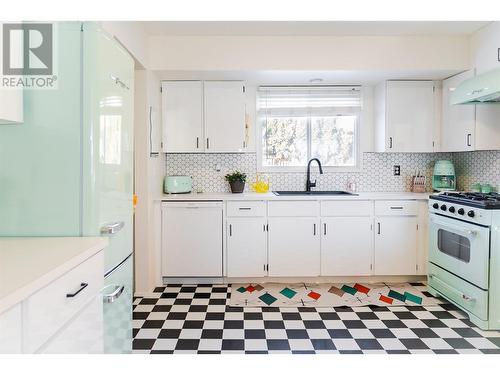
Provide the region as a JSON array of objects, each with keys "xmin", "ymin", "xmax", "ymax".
[{"xmin": 257, "ymin": 86, "xmax": 362, "ymax": 171}]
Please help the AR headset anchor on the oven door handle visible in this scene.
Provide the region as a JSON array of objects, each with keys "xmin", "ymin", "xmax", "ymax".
[{"xmin": 430, "ymin": 217, "xmax": 479, "ymax": 238}]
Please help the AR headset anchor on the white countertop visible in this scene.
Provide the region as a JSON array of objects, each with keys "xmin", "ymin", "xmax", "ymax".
[
  {"xmin": 160, "ymin": 191, "xmax": 431, "ymax": 201},
  {"xmin": 0, "ymin": 237, "xmax": 108, "ymax": 314}
]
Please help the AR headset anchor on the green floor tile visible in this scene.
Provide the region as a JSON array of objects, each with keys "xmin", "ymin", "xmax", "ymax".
[
  {"xmin": 341, "ymin": 285, "xmax": 358, "ymax": 295},
  {"xmin": 237, "ymin": 286, "xmax": 247, "ymax": 293},
  {"xmin": 259, "ymin": 292, "xmax": 278, "ymax": 306}
]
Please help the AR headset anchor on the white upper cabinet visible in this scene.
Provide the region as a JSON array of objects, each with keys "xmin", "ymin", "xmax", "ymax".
[
  {"xmin": 0, "ymin": 89, "xmax": 23, "ymax": 124},
  {"xmin": 375, "ymin": 81, "xmax": 438, "ymax": 152},
  {"xmin": 441, "ymin": 70, "xmax": 500, "ymax": 151},
  {"xmin": 161, "ymin": 81, "xmax": 204, "ymax": 153},
  {"xmin": 471, "ymin": 22, "xmax": 500, "ymax": 75},
  {"xmin": 441, "ymin": 71, "xmax": 476, "ymax": 152},
  {"xmin": 161, "ymin": 80, "xmax": 247, "ymax": 153},
  {"xmin": 204, "ymin": 81, "xmax": 246, "ymax": 152}
]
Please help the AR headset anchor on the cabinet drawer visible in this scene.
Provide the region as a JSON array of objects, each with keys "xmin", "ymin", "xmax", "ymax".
[
  {"xmin": 375, "ymin": 200, "xmax": 418, "ymax": 216},
  {"xmin": 23, "ymin": 252, "xmax": 104, "ymax": 353},
  {"xmin": 428, "ymin": 263, "xmax": 488, "ymax": 321},
  {"xmin": 321, "ymin": 200, "xmax": 373, "ymax": 216},
  {"xmin": 227, "ymin": 201, "xmax": 266, "ymax": 217},
  {"xmin": 268, "ymin": 201, "xmax": 319, "ymax": 217}
]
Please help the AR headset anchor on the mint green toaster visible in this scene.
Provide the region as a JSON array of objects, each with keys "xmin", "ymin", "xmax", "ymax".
[{"xmin": 164, "ymin": 175, "xmax": 192, "ymax": 194}]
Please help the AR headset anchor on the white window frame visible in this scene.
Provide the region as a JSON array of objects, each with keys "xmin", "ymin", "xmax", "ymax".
[{"xmin": 256, "ymin": 86, "xmax": 363, "ymax": 173}]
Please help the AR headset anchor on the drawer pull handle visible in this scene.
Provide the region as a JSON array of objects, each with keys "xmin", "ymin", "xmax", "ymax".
[
  {"xmin": 239, "ymin": 207, "xmax": 252, "ymax": 210},
  {"xmin": 390, "ymin": 206, "xmax": 404, "ymax": 210},
  {"xmin": 100, "ymin": 221, "xmax": 125, "ymax": 235},
  {"xmin": 462, "ymin": 294, "xmax": 476, "ymax": 302},
  {"xmin": 103, "ymin": 285, "xmax": 125, "ymax": 303},
  {"xmin": 66, "ymin": 283, "xmax": 88, "ymax": 298}
]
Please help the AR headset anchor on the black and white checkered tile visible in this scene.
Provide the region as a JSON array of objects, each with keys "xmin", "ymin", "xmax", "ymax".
[{"xmin": 133, "ymin": 284, "xmax": 500, "ymax": 354}]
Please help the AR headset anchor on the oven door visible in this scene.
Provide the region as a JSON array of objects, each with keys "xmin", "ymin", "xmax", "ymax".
[{"xmin": 429, "ymin": 213, "xmax": 490, "ymax": 290}]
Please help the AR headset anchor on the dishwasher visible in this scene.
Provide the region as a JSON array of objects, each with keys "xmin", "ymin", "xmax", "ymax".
[{"xmin": 161, "ymin": 201, "xmax": 223, "ymax": 279}]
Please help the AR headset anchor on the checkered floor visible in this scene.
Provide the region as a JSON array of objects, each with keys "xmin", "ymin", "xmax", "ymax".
[{"xmin": 133, "ymin": 283, "xmax": 500, "ymax": 354}]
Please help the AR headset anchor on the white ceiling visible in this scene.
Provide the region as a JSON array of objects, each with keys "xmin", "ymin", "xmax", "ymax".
[{"xmin": 143, "ymin": 21, "xmax": 490, "ymax": 36}]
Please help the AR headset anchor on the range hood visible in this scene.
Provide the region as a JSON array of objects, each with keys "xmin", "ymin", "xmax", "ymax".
[{"xmin": 451, "ymin": 68, "xmax": 500, "ymax": 104}]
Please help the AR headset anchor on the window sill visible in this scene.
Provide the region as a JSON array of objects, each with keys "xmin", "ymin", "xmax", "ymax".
[{"xmin": 257, "ymin": 166, "xmax": 362, "ymax": 173}]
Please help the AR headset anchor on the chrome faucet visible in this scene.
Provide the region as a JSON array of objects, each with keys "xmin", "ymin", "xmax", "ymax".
[{"xmin": 306, "ymin": 158, "xmax": 323, "ymax": 192}]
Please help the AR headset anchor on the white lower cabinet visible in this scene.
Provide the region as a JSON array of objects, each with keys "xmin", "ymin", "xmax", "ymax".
[
  {"xmin": 227, "ymin": 218, "xmax": 267, "ymax": 277},
  {"xmin": 321, "ymin": 217, "xmax": 373, "ymax": 276},
  {"xmin": 0, "ymin": 304, "xmax": 22, "ymax": 353},
  {"xmin": 268, "ymin": 217, "xmax": 320, "ymax": 277},
  {"xmin": 40, "ymin": 296, "xmax": 103, "ymax": 354},
  {"xmin": 374, "ymin": 216, "xmax": 418, "ymax": 275}
]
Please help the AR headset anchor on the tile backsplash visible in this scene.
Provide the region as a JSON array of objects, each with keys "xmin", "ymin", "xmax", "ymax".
[
  {"xmin": 453, "ymin": 150, "xmax": 500, "ymax": 191},
  {"xmin": 165, "ymin": 152, "xmax": 458, "ymax": 193}
]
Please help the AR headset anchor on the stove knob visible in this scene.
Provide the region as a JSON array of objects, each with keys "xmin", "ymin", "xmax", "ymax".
[
  {"xmin": 432, "ymin": 203, "xmax": 439, "ymax": 209},
  {"xmin": 449, "ymin": 206, "xmax": 455, "ymax": 213},
  {"xmin": 440, "ymin": 204, "xmax": 447, "ymax": 211},
  {"xmin": 467, "ymin": 210, "xmax": 475, "ymax": 218},
  {"xmin": 457, "ymin": 208, "xmax": 465, "ymax": 215}
]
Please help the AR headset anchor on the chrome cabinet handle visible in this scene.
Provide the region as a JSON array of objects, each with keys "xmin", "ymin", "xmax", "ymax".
[
  {"xmin": 66, "ymin": 283, "xmax": 88, "ymax": 298},
  {"xmin": 313, "ymin": 223, "xmax": 316, "ymax": 236},
  {"xmin": 389, "ymin": 137, "xmax": 393, "ymax": 149},
  {"xmin": 239, "ymin": 207, "xmax": 251, "ymax": 210},
  {"xmin": 462, "ymin": 294, "xmax": 476, "ymax": 302},
  {"xmin": 196, "ymin": 137, "xmax": 199, "ymax": 149},
  {"xmin": 103, "ymin": 285, "xmax": 125, "ymax": 304},
  {"xmin": 206, "ymin": 138, "xmax": 210, "ymax": 149},
  {"xmin": 100, "ymin": 221, "xmax": 125, "ymax": 235},
  {"xmin": 323, "ymin": 223, "xmax": 327, "ymax": 235},
  {"xmin": 377, "ymin": 222, "xmax": 381, "ymax": 235},
  {"xmin": 467, "ymin": 133, "xmax": 472, "ymax": 147},
  {"xmin": 390, "ymin": 206, "xmax": 404, "ymax": 210},
  {"xmin": 229, "ymin": 224, "xmax": 232, "ymax": 236}
]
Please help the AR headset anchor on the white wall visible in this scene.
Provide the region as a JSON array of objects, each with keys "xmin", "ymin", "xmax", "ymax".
[
  {"xmin": 133, "ymin": 70, "xmax": 164, "ymax": 294},
  {"xmin": 148, "ymin": 35, "xmax": 470, "ymax": 71},
  {"xmin": 101, "ymin": 21, "xmax": 150, "ymax": 69}
]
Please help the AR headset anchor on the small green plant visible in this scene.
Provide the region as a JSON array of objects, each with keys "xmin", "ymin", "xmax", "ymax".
[{"xmin": 225, "ymin": 171, "xmax": 247, "ymax": 183}]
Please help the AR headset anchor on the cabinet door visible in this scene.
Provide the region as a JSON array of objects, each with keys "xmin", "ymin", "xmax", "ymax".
[
  {"xmin": 0, "ymin": 304, "xmax": 22, "ymax": 353},
  {"xmin": 441, "ymin": 71, "xmax": 476, "ymax": 152},
  {"xmin": 204, "ymin": 81, "xmax": 246, "ymax": 152},
  {"xmin": 161, "ymin": 203, "xmax": 223, "ymax": 277},
  {"xmin": 475, "ymin": 105, "xmax": 500, "ymax": 150},
  {"xmin": 386, "ymin": 81, "xmax": 435, "ymax": 152},
  {"xmin": 161, "ymin": 81, "xmax": 203, "ymax": 152},
  {"xmin": 40, "ymin": 296, "xmax": 103, "ymax": 354},
  {"xmin": 374, "ymin": 216, "xmax": 418, "ymax": 275},
  {"xmin": 268, "ymin": 217, "xmax": 320, "ymax": 276},
  {"xmin": 321, "ymin": 217, "xmax": 373, "ymax": 276},
  {"xmin": 227, "ymin": 218, "xmax": 267, "ymax": 277}
]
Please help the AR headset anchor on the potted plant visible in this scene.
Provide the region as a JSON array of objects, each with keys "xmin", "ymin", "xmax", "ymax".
[{"xmin": 225, "ymin": 171, "xmax": 247, "ymax": 193}]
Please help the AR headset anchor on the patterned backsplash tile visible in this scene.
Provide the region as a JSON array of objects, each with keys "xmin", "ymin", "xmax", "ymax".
[
  {"xmin": 453, "ymin": 150, "xmax": 500, "ymax": 191},
  {"xmin": 165, "ymin": 152, "xmax": 460, "ymax": 193}
]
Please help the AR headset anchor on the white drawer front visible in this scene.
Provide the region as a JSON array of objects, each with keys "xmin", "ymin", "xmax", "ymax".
[
  {"xmin": 321, "ymin": 200, "xmax": 373, "ymax": 216},
  {"xmin": 375, "ymin": 200, "xmax": 418, "ymax": 216},
  {"xmin": 0, "ymin": 304, "xmax": 22, "ymax": 354},
  {"xmin": 23, "ymin": 252, "xmax": 104, "ymax": 353},
  {"xmin": 268, "ymin": 201, "xmax": 319, "ymax": 217},
  {"xmin": 227, "ymin": 201, "xmax": 266, "ymax": 217}
]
